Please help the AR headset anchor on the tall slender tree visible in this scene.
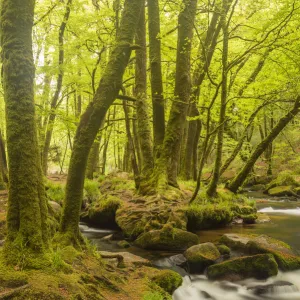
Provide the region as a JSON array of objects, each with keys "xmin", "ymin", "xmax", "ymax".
[
  {"xmin": 59, "ymin": 0, "xmax": 144, "ymax": 246},
  {"xmin": 1, "ymin": 0, "xmax": 49, "ymax": 265}
]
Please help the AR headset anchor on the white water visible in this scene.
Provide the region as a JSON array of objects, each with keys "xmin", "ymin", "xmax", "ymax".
[
  {"xmin": 173, "ymin": 271, "xmax": 300, "ymax": 300},
  {"xmin": 259, "ymin": 207, "xmax": 300, "ymax": 215}
]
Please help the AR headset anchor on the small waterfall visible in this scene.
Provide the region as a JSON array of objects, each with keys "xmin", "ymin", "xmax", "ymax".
[
  {"xmin": 173, "ymin": 271, "xmax": 300, "ymax": 300},
  {"xmin": 258, "ymin": 207, "xmax": 300, "ymax": 215}
]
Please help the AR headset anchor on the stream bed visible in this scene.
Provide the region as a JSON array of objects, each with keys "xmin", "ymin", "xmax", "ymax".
[{"xmin": 80, "ymin": 193, "xmax": 300, "ymax": 300}]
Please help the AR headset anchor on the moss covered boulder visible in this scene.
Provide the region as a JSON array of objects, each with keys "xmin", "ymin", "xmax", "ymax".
[
  {"xmin": 152, "ymin": 270, "xmax": 182, "ymax": 294},
  {"xmin": 135, "ymin": 227, "xmax": 199, "ymax": 251},
  {"xmin": 82, "ymin": 195, "xmax": 122, "ymax": 228},
  {"xmin": 268, "ymin": 186, "xmax": 294, "ymax": 197},
  {"xmin": 217, "ymin": 244, "xmax": 231, "ymax": 255},
  {"xmin": 220, "ymin": 233, "xmax": 300, "ymax": 271},
  {"xmin": 247, "ymin": 235, "xmax": 300, "ymax": 271},
  {"xmin": 207, "ymin": 254, "xmax": 278, "ymax": 281},
  {"xmin": 184, "ymin": 243, "xmax": 221, "ymax": 273}
]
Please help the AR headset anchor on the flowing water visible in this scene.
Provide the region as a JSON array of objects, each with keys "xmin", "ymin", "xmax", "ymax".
[{"xmin": 80, "ymin": 192, "xmax": 300, "ymax": 300}]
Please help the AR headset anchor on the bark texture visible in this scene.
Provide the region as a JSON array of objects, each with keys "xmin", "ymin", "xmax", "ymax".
[
  {"xmin": 1, "ymin": 0, "xmax": 49, "ymax": 264},
  {"xmin": 60, "ymin": 0, "xmax": 144, "ymax": 245}
]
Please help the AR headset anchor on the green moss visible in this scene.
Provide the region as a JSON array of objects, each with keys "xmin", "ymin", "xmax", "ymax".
[
  {"xmin": 135, "ymin": 228, "xmax": 199, "ymax": 251},
  {"xmin": 152, "ymin": 270, "xmax": 182, "ymax": 294},
  {"xmin": 207, "ymin": 254, "xmax": 278, "ymax": 280},
  {"xmin": 266, "ymin": 170, "xmax": 300, "ymax": 191},
  {"xmin": 217, "ymin": 244, "xmax": 231, "ymax": 255},
  {"xmin": 85, "ymin": 195, "xmax": 122, "ymax": 228},
  {"xmin": 268, "ymin": 186, "xmax": 293, "ymax": 196},
  {"xmin": 186, "ymin": 203, "xmax": 233, "ymax": 230},
  {"xmin": 184, "ymin": 243, "xmax": 221, "ymax": 273}
]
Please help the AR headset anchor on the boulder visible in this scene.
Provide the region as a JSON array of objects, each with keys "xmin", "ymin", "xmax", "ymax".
[
  {"xmin": 184, "ymin": 243, "xmax": 221, "ymax": 273},
  {"xmin": 207, "ymin": 254, "xmax": 278, "ymax": 281},
  {"xmin": 152, "ymin": 270, "xmax": 183, "ymax": 294},
  {"xmin": 135, "ymin": 227, "xmax": 199, "ymax": 251},
  {"xmin": 217, "ymin": 244, "xmax": 230, "ymax": 255},
  {"xmin": 268, "ymin": 186, "xmax": 294, "ymax": 197},
  {"xmin": 82, "ymin": 195, "xmax": 121, "ymax": 228},
  {"xmin": 117, "ymin": 240, "xmax": 130, "ymax": 248},
  {"xmin": 220, "ymin": 233, "xmax": 300, "ymax": 271}
]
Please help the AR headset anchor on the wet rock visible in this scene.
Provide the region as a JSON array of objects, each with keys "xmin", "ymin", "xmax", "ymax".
[
  {"xmin": 207, "ymin": 254, "xmax": 278, "ymax": 281},
  {"xmin": 135, "ymin": 227, "xmax": 199, "ymax": 251},
  {"xmin": 184, "ymin": 243, "xmax": 221, "ymax": 273},
  {"xmin": 248, "ymin": 281, "xmax": 298, "ymax": 295}
]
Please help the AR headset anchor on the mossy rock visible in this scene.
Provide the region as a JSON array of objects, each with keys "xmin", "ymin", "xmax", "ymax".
[
  {"xmin": 247, "ymin": 236, "xmax": 300, "ymax": 271},
  {"xmin": 186, "ymin": 204, "xmax": 233, "ymax": 231},
  {"xmin": 207, "ymin": 254, "xmax": 278, "ymax": 281},
  {"xmin": 241, "ymin": 214, "xmax": 257, "ymax": 224},
  {"xmin": 83, "ymin": 195, "xmax": 122, "ymax": 228},
  {"xmin": 184, "ymin": 243, "xmax": 221, "ymax": 273},
  {"xmin": 152, "ymin": 270, "xmax": 182, "ymax": 294},
  {"xmin": 135, "ymin": 227, "xmax": 199, "ymax": 251},
  {"xmin": 220, "ymin": 234, "xmax": 300, "ymax": 271},
  {"xmin": 217, "ymin": 244, "xmax": 231, "ymax": 255},
  {"xmin": 265, "ymin": 171, "xmax": 300, "ymax": 192},
  {"xmin": 268, "ymin": 186, "xmax": 294, "ymax": 197},
  {"xmin": 117, "ymin": 240, "xmax": 130, "ymax": 249}
]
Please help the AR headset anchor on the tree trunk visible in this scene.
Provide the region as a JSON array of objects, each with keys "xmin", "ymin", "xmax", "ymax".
[
  {"xmin": 227, "ymin": 98, "xmax": 300, "ymax": 193},
  {"xmin": 60, "ymin": 0, "xmax": 144, "ymax": 246},
  {"xmin": 1, "ymin": 0, "xmax": 49, "ymax": 264},
  {"xmin": 135, "ymin": 2, "xmax": 154, "ymax": 182},
  {"xmin": 155, "ymin": 0, "xmax": 198, "ymax": 189},
  {"xmin": 86, "ymin": 138, "xmax": 101, "ymax": 179},
  {"xmin": 206, "ymin": 0, "xmax": 229, "ymax": 197},
  {"xmin": 42, "ymin": 0, "xmax": 72, "ymax": 175},
  {"xmin": 148, "ymin": 0, "xmax": 165, "ymax": 156}
]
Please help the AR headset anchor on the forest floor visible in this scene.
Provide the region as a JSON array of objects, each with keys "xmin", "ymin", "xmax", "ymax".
[{"xmin": 0, "ymin": 179, "xmax": 177, "ymax": 300}]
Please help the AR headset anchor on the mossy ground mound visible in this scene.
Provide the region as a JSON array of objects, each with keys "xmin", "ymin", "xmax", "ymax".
[
  {"xmin": 135, "ymin": 227, "xmax": 199, "ymax": 251},
  {"xmin": 207, "ymin": 254, "xmax": 278, "ymax": 281},
  {"xmin": 0, "ymin": 246, "xmax": 175, "ymax": 300}
]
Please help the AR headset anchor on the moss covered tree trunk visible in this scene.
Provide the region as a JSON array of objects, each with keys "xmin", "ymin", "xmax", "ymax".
[
  {"xmin": 86, "ymin": 137, "xmax": 101, "ymax": 179},
  {"xmin": 148, "ymin": 0, "xmax": 165, "ymax": 157},
  {"xmin": 155, "ymin": 0, "xmax": 198, "ymax": 188},
  {"xmin": 206, "ymin": 0, "xmax": 229, "ymax": 197},
  {"xmin": 60, "ymin": 0, "xmax": 144, "ymax": 245},
  {"xmin": 1, "ymin": 0, "xmax": 49, "ymax": 264},
  {"xmin": 0, "ymin": 130, "xmax": 8, "ymax": 184},
  {"xmin": 183, "ymin": 11, "xmax": 220, "ymax": 180},
  {"xmin": 135, "ymin": 2, "xmax": 154, "ymax": 182},
  {"xmin": 227, "ymin": 98, "xmax": 300, "ymax": 193}
]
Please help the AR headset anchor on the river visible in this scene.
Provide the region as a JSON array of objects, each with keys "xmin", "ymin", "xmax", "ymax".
[{"xmin": 80, "ymin": 192, "xmax": 300, "ymax": 300}]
